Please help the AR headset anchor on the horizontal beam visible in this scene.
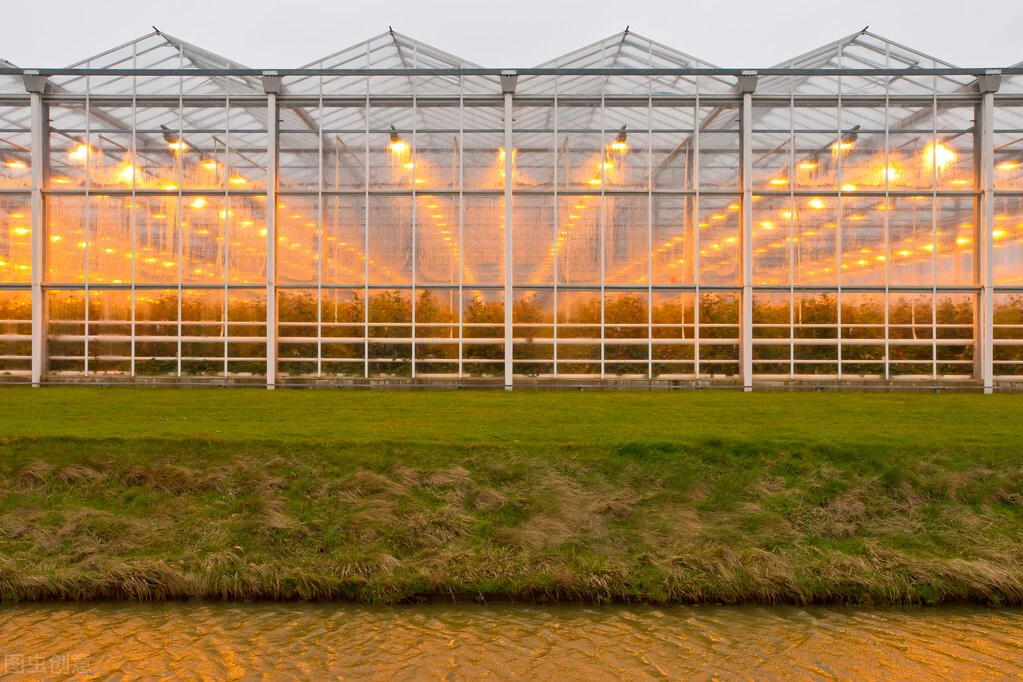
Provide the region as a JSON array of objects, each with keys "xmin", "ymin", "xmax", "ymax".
[{"xmin": 0, "ymin": 67, "xmax": 1015, "ymax": 78}]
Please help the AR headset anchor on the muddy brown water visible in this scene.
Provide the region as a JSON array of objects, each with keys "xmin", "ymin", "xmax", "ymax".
[{"xmin": 1, "ymin": 602, "xmax": 1021, "ymax": 680}]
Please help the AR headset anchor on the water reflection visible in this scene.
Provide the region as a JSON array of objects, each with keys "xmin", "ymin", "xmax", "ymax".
[{"xmin": 2, "ymin": 602, "xmax": 1022, "ymax": 680}]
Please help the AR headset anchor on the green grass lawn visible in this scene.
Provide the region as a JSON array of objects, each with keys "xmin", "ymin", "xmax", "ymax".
[
  {"xmin": 1, "ymin": 388, "xmax": 1022, "ymax": 605},
  {"xmin": 1, "ymin": 387, "xmax": 1020, "ymax": 449}
]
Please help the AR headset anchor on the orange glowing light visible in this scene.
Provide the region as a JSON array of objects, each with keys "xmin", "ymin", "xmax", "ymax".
[
  {"xmin": 881, "ymin": 166, "xmax": 899, "ymax": 181},
  {"xmin": 68, "ymin": 144, "xmax": 90, "ymax": 161},
  {"xmin": 997, "ymin": 161, "xmax": 1019, "ymax": 171},
  {"xmin": 190, "ymin": 198, "xmax": 206, "ymax": 209},
  {"xmin": 228, "ymin": 176, "xmax": 247, "ymax": 185},
  {"xmin": 201, "ymin": 159, "xmax": 218, "ymax": 170},
  {"xmin": 923, "ymin": 143, "xmax": 956, "ymax": 172},
  {"xmin": 118, "ymin": 165, "xmax": 138, "ymax": 183},
  {"xmin": 168, "ymin": 141, "xmax": 187, "ymax": 151},
  {"xmin": 841, "ymin": 184, "xmax": 857, "ymax": 192},
  {"xmin": 6, "ymin": 160, "xmax": 26, "ymax": 169},
  {"xmin": 798, "ymin": 161, "xmax": 817, "ymax": 170},
  {"xmin": 831, "ymin": 141, "xmax": 853, "ymax": 153},
  {"xmin": 808, "ymin": 198, "xmax": 826, "ymax": 210},
  {"xmin": 769, "ymin": 178, "xmax": 789, "ymax": 186}
]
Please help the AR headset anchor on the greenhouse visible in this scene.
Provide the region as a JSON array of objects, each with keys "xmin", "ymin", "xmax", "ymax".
[{"xmin": 1, "ymin": 28, "xmax": 1022, "ymax": 389}]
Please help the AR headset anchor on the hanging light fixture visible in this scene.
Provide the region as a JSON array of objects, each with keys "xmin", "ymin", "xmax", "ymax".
[
  {"xmin": 610, "ymin": 125, "xmax": 629, "ymax": 152},
  {"xmin": 161, "ymin": 124, "xmax": 187, "ymax": 151},
  {"xmin": 389, "ymin": 126, "xmax": 408, "ymax": 154}
]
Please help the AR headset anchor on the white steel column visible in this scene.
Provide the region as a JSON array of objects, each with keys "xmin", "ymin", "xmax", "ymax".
[
  {"xmin": 26, "ymin": 73, "xmax": 47, "ymax": 386},
  {"xmin": 739, "ymin": 73, "xmax": 757, "ymax": 391},
  {"xmin": 977, "ymin": 71, "xmax": 1000, "ymax": 394},
  {"xmin": 501, "ymin": 71, "xmax": 517, "ymax": 389},
  {"xmin": 263, "ymin": 73, "xmax": 282, "ymax": 389}
]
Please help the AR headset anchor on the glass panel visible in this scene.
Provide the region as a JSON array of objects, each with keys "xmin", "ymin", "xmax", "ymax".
[
  {"xmin": 89, "ymin": 289, "xmax": 131, "ymax": 374},
  {"xmin": 753, "ymin": 291, "xmax": 791, "ymax": 377},
  {"xmin": 651, "ymin": 195, "xmax": 694, "ymax": 285},
  {"xmin": 368, "ymin": 196, "xmax": 412, "ymax": 285},
  {"xmin": 462, "ymin": 289, "xmax": 503, "ymax": 377},
  {"xmin": 463, "ymin": 196, "xmax": 504, "ymax": 286},
  {"xmin": 278, "ymin": 288, "xmax": 319, "ymax": 378},
  {"xmin": 699, "ymin": 292, "xmax": 739, "ymax": 378},
  {"xmin": 651, "ymin": 292, "xmax": 695, "ymax": 378},
  {"xmin": 556, "ymin": 289, "xmax": 599, "ymax": 376},
  {"xmin": 697, "ymin": 195, "xmax": 741, "ymax": 286},
  {"xmin": 416, "ymin": 195, "xmax": 458, "ymax": 286},
  {"xmin": 993, "ymin": 196, "xmax": 1023, "ymax": 285},
  {"xmin": 368, "ymin": 289, "xmax": 412, "ymax": 377},
  {"xmin": 841, "ymin": 293, "xmax": 885, "ymax": 378},
  {"xmin": 604, "ymin": 291, "xmax": 648, "ymax": 376},
  {"xmin": 0, "ymin": 195, "xmax": 31, "ymax": 283},
  {"xmin": 181, "ymin": 289, "xmax": 224, "ymax": 377},
  {"xmin": 993, "ymin": 294, "xmax": 1023, "ymax": 377},
  {"xmin": 840, "ymin": 195, "xmax": 884, "ymax": 287},
  {"xmin": 323, "ymin": 194, "xmax": 365, "ymax": 286},
  {"xmin": 513, "ymin": 290, "xmax": 553, "ymax": 377},
  {"xmin": 134, "ymin": 290, "xmax": 178, "ymax": 376},
  {"xmin": 887, "ymin": 197, "xmax": 934, "ymax": 287},
  {"xmin": 888, "ymin": 293, "xmax": 934, "ymax": 377},
  {"xmin": 794, "ymin": 195, "xmax": 837, "ymax": 286},
  {"xmin": 793, "ymin": 292, "xmax": 837, "ymax": 376},
  {"xmin": 0, "ymin": 291, "xmax": 31, "ymax": 374},
  {"xmin": 321, "ymin": 288, "xmax": 366, "ymax": 377},
  {"xmin": 752, "ymin": 196, "xmax": 791, "ymax": 286},
  {"xmin": 277, "ymin": 196, "xmax": 319, "ymax": 284},
  {"xmin": 605, "ymin": 195, "xmax": 648, "ymax": 286},
  {"xmin": 47, "ymin": 290, "xmax": 85, "ymax": 375},
  {"xmin": 228, "ymin": 289, "xmax": 266, "ymax": 376}
]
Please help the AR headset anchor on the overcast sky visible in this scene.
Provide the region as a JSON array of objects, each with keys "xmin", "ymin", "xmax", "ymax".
[{"xmin": 3, "ymin": 0, "xmax": 1021, "ymax": 69}]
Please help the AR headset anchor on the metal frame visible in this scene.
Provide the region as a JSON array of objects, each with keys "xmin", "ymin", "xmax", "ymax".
[{"xmin": 1, "ymin": 29, "xmax": 1019, "ymax": 389}]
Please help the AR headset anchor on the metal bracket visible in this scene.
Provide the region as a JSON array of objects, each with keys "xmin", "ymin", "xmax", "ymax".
[
  {"xmin": 737, "ymin": 70, "xmax": 758, "ymax": 94},
  {"xmin": 261, "ymin": 70, "xmax": 283, "ymax": 95},
  {"xmin": 500, "ymin": 70, "xmax": 518, "ymax": 95},
  {"xmin": 22, "ymin": 70, "xmax": 47, "ymax": 94},
  {"xmin": 977, "ymin": 69, "xmax": 1002, "ymax": 94}
]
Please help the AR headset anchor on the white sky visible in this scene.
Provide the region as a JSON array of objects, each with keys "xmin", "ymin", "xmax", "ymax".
[{"xmin": 2, "ymin": 0, "xmax": 1021, "ymax": 69}]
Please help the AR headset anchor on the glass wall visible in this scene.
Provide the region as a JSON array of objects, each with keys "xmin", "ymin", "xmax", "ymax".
[{"xmin": 2, "ymin": 30, "xmax": 1020, "ymax": 386}]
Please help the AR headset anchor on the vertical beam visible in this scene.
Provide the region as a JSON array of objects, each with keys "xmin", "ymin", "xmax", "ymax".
[
  {"xmin": 739, "ymin": 73, "xmax": 757, "ymax": 391},
  {"xmin": 976, "ymin": 72, "xmax": 1000, "ymax": 394},
  {"xmin": 263, "ymin": 73, "xmax": 282, "ymax": 389},
  {"xmin": 26, "ymin": 73, "xmax": 48, "ymax": 386},
  {"xmin": 501, "ymin": 71, "xmax": 517, "ymax": 389}
]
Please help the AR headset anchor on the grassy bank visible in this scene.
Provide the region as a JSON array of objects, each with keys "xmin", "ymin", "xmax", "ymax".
[{"xmin": 1, "ymin": 389, "xmax": 1023, "ymax": 605}]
